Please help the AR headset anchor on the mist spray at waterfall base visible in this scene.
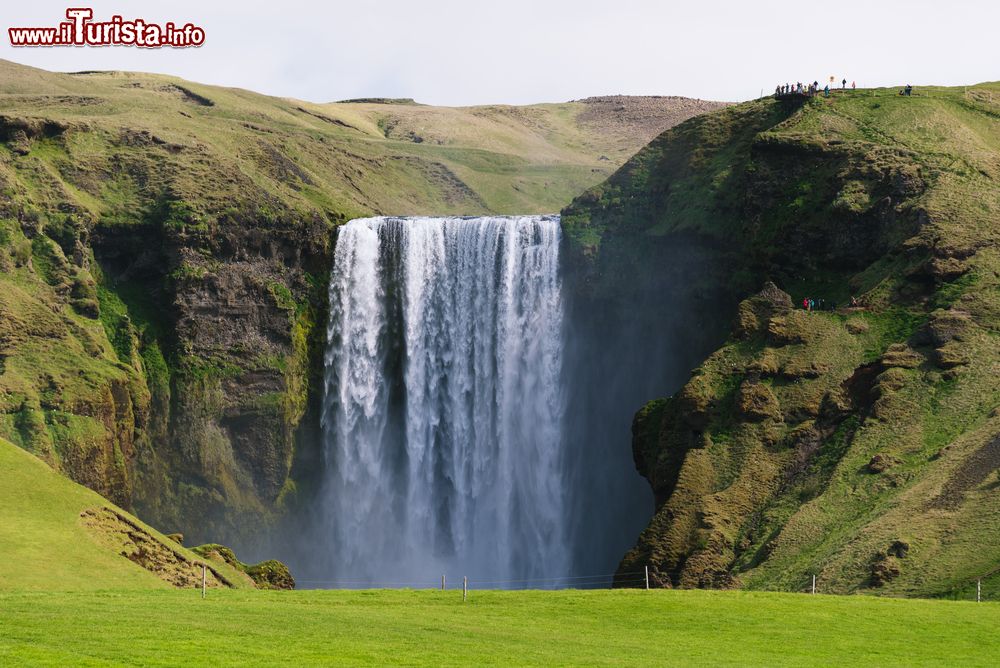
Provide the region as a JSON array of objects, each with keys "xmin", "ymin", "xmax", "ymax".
[
  {"xmin": 252, "ymin": 213, "xmax": 729, "ymax": 588},
  {"xmin": 319, "ymin": 216, "xmax": 570, "ymax": 586}
]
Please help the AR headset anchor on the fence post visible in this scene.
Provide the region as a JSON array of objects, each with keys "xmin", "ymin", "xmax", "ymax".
[
  {"xmin": 463, "ymin": 576, "xmax": 468, "ymax": 602},
  {"xmin": 441, "ymin": 574, "xmax": 445, "ymax": 591},
  {"xmin": 201, "ymin": 564, "xmax": 207, "ymax": 599},
  {"xmin": 977, "ymin": 580, "xmax": 981, "ymax": 603},
  {"xmin": 645, "ymin": 566, "xmax": 649, "ymax": 590},
  {"xmin": 812, "ymin": 574, "xmax": 816, "ymax": 595}
]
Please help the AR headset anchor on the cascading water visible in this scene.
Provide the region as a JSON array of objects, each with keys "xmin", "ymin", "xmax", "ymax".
[{"xmin": 321, "ymin": 215, "xmax": 567, "ymax": 584}]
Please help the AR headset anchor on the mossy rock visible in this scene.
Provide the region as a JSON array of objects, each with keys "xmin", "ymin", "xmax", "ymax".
[
  {"xmin": 871, "ymin": 553, "xmax": 901, "ymax": 587},
  {"xmin": 925, "ymin": 256, "xmax": 969, "ymax": 281},
  {"xmin": 867, "ymin": 453, "xmax": 900, "ymax": 473},
  {"xmin": 748, "ymin": 348, "xmax": 780, "ymax": 376},
  {"xmin": 915, "ymin": 309, "xmax": 973, "ymax": 347},
  {"xmin": 880, "ymin": 344, "xmax": 923, "ymax": 369},
  {"xmin": 245, "ymin": 560, "xmax": 295, "ymax": 590},
  {"xmin": 678, "ymin": 375, "xmax": 714, "ymax": 428},
  {"xmin": 766, "ymin": 313, "xmax": 811, "ymax": 346},
  {"xmin": 888, "ymin": 540, "xmax": 910, "ymax": 559},
  {"xmin": 737, "ymin": 381, "xmax": 781, "ymax": 422},
  {"xmin": 933, "ymin": 342, "xmax": 970, "ymax": 369},
  {"xmin": 71, "ymin": 298, "xmax": 100, "ymax": 319},
  {"xmin": 736, "ymin": 282, "xmax": 792, "ymax": 339},
  {"xmin": 875, "ymin": 367, "xmax": 908, "ymax": 395},
  {"xmin": 735, "ymin": 301, "xmax": 762, "ymax": 339},
  {"xmin": 191, "ymin": 543, "xmax": 295, "ymax": 590}
]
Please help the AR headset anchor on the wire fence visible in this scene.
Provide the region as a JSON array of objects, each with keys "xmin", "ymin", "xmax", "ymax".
[
  {"xmin": 289, "ymin": 568, "xmax": 1000, "ymax": 602},
  {"xmin": 934, "ymin": 567, "xmax": 1000, "ymax": 603},
  {"xmin": 294, "ymin": 571, "xmax": 649, "ymax": 591},
  {"xmin": 750, "ymin": 571, "xmax": 1000, "ymax": 603}
]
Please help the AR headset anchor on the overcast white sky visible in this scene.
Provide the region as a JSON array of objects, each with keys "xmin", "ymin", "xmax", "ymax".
[{"xmin": 1, "ymin": 1, "xmax": 996, "ymax": 106}]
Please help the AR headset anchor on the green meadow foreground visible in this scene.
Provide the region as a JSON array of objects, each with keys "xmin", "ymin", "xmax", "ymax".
[
  {"xmin": 2, "ymin": 427, "xmax": 998, "ymax": 666},
  {"xmin": 0, "ymin": 589, "xmax": 997, "ymax": 666}
]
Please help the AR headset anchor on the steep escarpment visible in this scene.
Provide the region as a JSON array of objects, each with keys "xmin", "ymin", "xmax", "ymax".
[
  {"xmin": 562, "ymin": 84, "xmax": 1000, "ymax": 596},
  {"xmin": 0, "ymin": 59, "xmax": 721, "ymax": 550},
  {"xmin": 94, "ymin": 202, "xmax": 334, "ymax": 544}
]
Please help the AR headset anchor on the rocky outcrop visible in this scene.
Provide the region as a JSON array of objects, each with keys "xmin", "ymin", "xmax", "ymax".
[
  {"xmin": 191, "ymin": 543, "xmax": 294, "ymax": 589},
  {"xmin": 81, "ymin": 506, "xmax": 236, "ymax": 588}
]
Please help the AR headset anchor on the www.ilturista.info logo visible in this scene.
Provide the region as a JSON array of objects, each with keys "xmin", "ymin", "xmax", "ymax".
[{"xmin": 9, "ymin": 8, "xmax": 205, "ymax": 48}]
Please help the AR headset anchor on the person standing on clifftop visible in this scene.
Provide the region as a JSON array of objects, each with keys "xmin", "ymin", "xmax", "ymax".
[{"xmin": 842, "ymin": 78, "xmax": 847, "ymax": 89}]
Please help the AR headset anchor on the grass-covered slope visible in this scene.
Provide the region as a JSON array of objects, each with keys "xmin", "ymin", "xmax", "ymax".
[
  {"xmin": 0, "ymin": 436, "xmax": 250, "ymax": 590},
  {"xmin": 562, "ymin": 84, "xmax": 1000, "ymax": 596},
  {"xmin": 1, "ymin": 589, "xmax": 997, "ymax": 666},
  {"xmin": 0, "ymin": 59, "xmax": 724, "ymax": 218},
  {"xmin": 0, "ymin": 58, "xmax": 724, "ymax": 545}
]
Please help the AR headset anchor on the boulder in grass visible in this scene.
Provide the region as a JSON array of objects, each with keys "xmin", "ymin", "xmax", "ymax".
[
  {"xmin": 737, "ymin": 381, "xmax": 781, "ymax": 422},
  {"xmin": 191, "ymin": 543, "xmax": 295, "ymax": 590},
  {"xmin": 867, "ymin": 453, "xmax": 900, "ymax": 473},
  {"xmin": 871, "ymin": 553, "xmax": 901, "ymax": 586}
]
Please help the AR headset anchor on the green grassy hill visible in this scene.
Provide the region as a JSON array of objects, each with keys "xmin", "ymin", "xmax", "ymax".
[
  {"xmin": 562, "ymin": 84, "xmax": 1000, "ymax": 596},
  {"xmin": 0, "ymin": 436, "xmax": 249, "ymax": 590},
  {"xmin": 0, "ymin": 59, "xmax": 724, "ymax": 217},
  {"xmin": 0, "ymin": 58, "xmax": 724, "ymax": 545},
  {"xmin": 0, "ymin": 589, "xmax": 996, "ymax": 666}
]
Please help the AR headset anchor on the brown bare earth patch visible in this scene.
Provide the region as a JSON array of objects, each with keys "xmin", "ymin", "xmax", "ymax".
[
  {"xmin": 575, "ymin": 96, "xmax": 731, "ymax": 149},
  {"xmin": 80, "ymin": 507, "xmax": 234, "ymax": 588}
]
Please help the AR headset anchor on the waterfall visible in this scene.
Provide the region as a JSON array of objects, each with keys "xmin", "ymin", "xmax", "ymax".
[{"xmin": 321, "ymin": 215, "xmax": 567, "ymax": 585}]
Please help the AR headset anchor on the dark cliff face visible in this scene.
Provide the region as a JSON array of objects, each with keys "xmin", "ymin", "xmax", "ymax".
[
  {"xmin": 562, "ymin": 88, "xmax": 1000, "ymax": 596},
  {"xmin": 0, "ymin": 105, "xmax": 340, "ymax": 547},
  {"xmin": 558, "ymin": 229, "xmax": 735, "ymax": 574},
  {"xmin": 92, "ymin": 208, "xmax": 333, "ymax": 545},
  {"xmin": 558, "ymin": 100, "xmax": 788, "ymax": 578}
]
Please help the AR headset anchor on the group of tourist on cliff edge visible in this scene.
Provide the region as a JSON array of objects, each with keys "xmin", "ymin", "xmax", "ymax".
[{"xmin": 775, "ymin": 78, "xmax": 856, "ymax": 98}]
